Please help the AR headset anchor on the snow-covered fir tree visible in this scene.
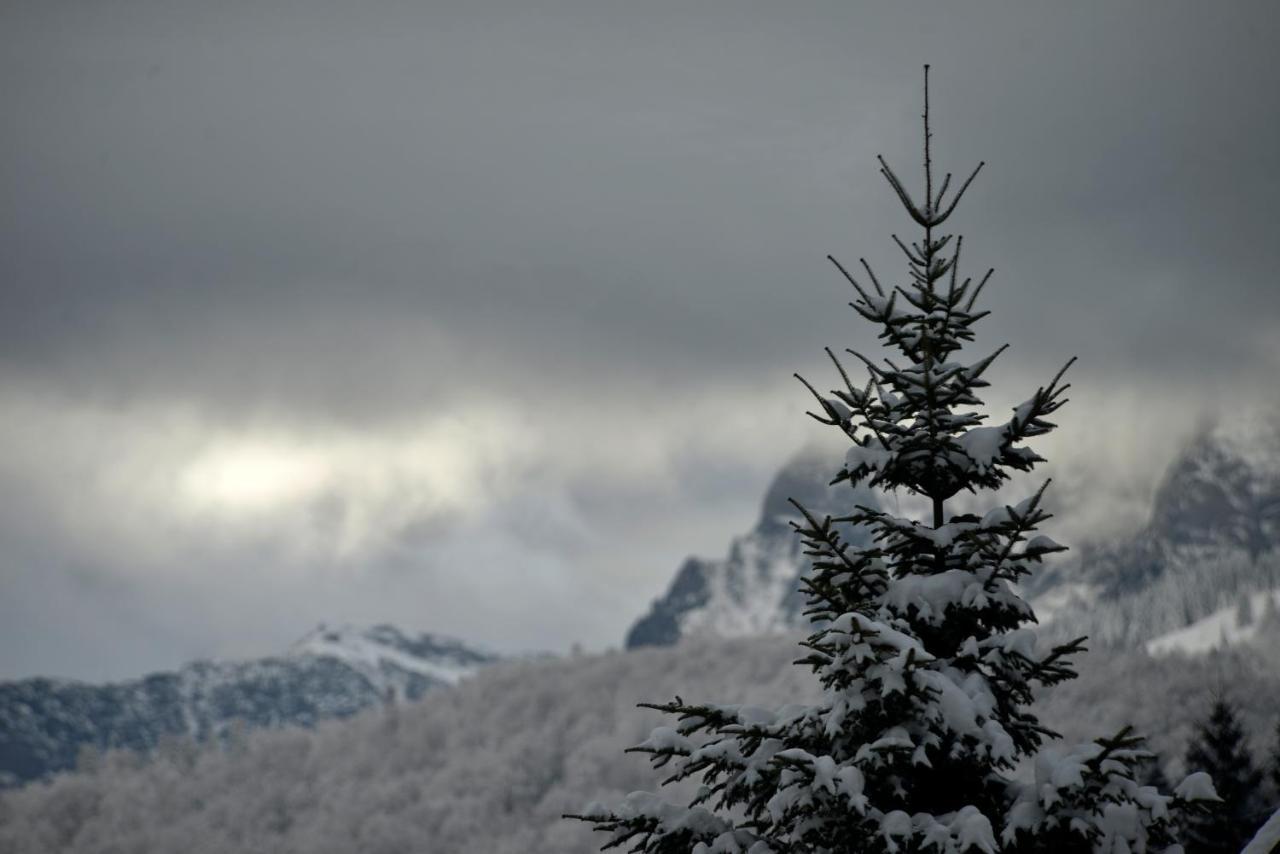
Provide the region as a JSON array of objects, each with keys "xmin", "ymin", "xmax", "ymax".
[
  {"xmin": 1181, "ymin": 699, "xmax": 1266, "ymax": 854},
  {"xmin": 569, "ymin": 68, "xmax": 1217, "ymax": 854}
]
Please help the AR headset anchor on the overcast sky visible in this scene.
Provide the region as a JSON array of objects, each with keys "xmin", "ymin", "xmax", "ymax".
[{"xmin": 3, "ymin": 0, "xmax": 1278, "ymax": 680}]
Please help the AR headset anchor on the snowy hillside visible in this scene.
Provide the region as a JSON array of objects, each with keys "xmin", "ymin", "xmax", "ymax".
[
  {"xmin": 1145, "ymin": 588, "xmax": 1280, "ymax": 656},
  {"xmin": 626, "ymin": 446, "xmax": 877, "ymax": 648},
  {"xmin": 1, "ymin": 635, "xmax": 1274, "ymax": 854},
  {"xmin": 0, "ymin": 624, "xmax": 495, "ymax": 786}
]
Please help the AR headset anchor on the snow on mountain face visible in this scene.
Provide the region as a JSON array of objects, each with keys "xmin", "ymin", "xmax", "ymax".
[
  {"xmin": 1029, "ymin": 412, "xmax": 1280, "ymax": 650},
  {"xmin": 1149, "ymin": 412, "xmax": 1280, "ymax": 555},
  {"xmin": 0, "ymin": 624, "xmax": 496, "ymax": 787},
  {"xmin": 289, "ymin": 624, "xmax": 495, "ymax": 699},
  {"xmin": 626, "ymin": 411, "xmax": 1280, "ymax": 656},
  {"xmin": 1145, "ymin": 588, "xmax": 1280, "ymax": 656},
  {"xmin": 626, "ymin": 447, "xmax": 878, "ymax": 648}
]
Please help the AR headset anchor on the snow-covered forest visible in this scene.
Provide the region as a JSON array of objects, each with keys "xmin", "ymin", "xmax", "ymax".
[{"xmin": 1, "ymin": 637, "xmax": 1277, "ymax": 853}]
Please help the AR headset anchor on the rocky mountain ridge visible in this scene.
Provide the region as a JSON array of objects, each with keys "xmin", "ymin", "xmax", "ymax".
[
  {"xmin": 1028, "ymin": 412, "xmax": 1280, "ymax": 647},
  {"xmin": 625, "ymin": 446, "xmax": 877, "ymax": 648},
  {"xmin": 626, "ymin": 413, "xmax": 1280, "ymax": 655},
  {"xmin": 0, "ymin": 624, "xmax": 496, "ymax": 786}
]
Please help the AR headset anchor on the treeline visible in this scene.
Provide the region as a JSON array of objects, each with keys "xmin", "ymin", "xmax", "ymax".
[
  {"xmin": 1178, "ymin": 698, "xmax": 1280, "ymax": 853},
  {"xmin": 1038, "ymin": 550, "xmax": 1280, "ymax": 648},
  {"xmin": 0, "ymin": 637, "xmax": 1276, "ymax": 853}
]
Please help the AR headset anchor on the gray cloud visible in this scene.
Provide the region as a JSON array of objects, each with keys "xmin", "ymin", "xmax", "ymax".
[{"xmin": 2, "ymin": 0, "xmax": 1278, "ymax": 678}]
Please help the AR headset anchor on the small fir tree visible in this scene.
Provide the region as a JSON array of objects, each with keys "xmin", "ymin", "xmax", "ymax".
[
  {"xmin": 1182, "ymin": 699, "xmax": 1266, "ymax": 854},
  {"xmin": 1271, "ymin": 719, "xmax": 1280, "ymax": 798},
  {"xmin": 570, "ymin": 67, "xmax": 1215, "ymax": 853}
]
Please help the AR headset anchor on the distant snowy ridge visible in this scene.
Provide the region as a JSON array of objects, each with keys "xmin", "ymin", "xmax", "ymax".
[
  {"xmin": 0, "ymin": 624, "xmax": 496, "ymax": 786},
  {"xmin": 288, "ymin": 623, "xmax": 495, "ymax": 698}
]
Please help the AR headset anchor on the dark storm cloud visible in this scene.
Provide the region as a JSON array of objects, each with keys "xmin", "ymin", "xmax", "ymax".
[
  {"xmin": 6, "ymin": 0, "xmax": 1276, "ymax": 412},
  {"xmin": 2, "ymin": 0, "xmax": 1278, "ymax": 678}
]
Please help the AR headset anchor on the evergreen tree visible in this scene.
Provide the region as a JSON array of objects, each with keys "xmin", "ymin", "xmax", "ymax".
[
  {"xmin": 569, "ymin": 67, "xmax": 1217, "ymax": 853},
  {"xmin": 1271, "ymin": 719, "xmax": 1280, "ymax": 798},
  {"xmin": 1182, "ymin": 698, "xmax": 1265, "ymax": 854}
]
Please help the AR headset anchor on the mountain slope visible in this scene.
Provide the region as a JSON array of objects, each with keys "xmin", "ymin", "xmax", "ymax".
[
  {"xmin": 1028, "ymin": 413, "xmax": 1280, "ymax": 648},
  {"xmin": 625, "ymin": 446, "xmax": 878, "ymax": 648},
  {"xmin": 0, "ymin": 624, "xmax": 495, "ymax": 786},
  {"xmin": 1145, "ymin": 588, "xmax": 1280, "ymax": 656},
  {"xmin": 2, "ymin": 636, "xmax": 1275, "ymax": 854}
]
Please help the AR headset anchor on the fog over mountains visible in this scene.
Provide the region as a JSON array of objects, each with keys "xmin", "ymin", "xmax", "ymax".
[
  {"xmin": 3, "ymin": 410, "xmax": 1277, "ymax": 795},
  {"xmin": 627, "ymin": 410, "xmax": 1280, "ymax": 655},
  {"xmin": 1029, "ymin": 410, "xmax": 1280, "ymax": 648},
  {"xmin": 625, "ymin": 446, "xmax": 877, "ymax": 648}
]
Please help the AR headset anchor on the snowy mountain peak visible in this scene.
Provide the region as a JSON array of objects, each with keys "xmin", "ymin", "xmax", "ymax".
[
  {"xmin": 1207, "ymin": 408, "xmax": 1280, "ymax": 479},
  {"xmin": 755, "ymin": 445, "xmax": 864, "ymax": 531},
  {"xmin": 288, "ymin": 623, "xmax": 496, "ymax": 692},
  {"xmin": 0, "ymin": 623, "xmax": 498, "ymax": 786},
  {"xmin": 284, "ymin": 623, "xmax": 498, "ymax": 702},
  {"xmin": 626, "ymin": 446, "xmax": 877, "ymax": 648},
  {"xmin": 628, "ymin": 409, "xmax": 1280, "ymax": 656},
  {"xmin": 1148, "ymin": 412, "xmax": 1280, "ymax": 555},
  {"xmin": 1026, "ymin": 407, "xmax": 1280, "ymax": 649}
]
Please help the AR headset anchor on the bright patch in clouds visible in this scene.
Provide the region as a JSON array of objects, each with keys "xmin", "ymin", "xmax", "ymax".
[
  {"xmin": 164, "ymin": 410, "xmax": 532, "ymax": 561},
  {"xmin": 0, "ymin": 382, "xmax": 804, "ymax": 675},
  {"xmin": 0, "ymin": 373, "xmax": 1209, "ymax": 678},
  {"xmin": 180, "ymin": 442, "xmax": 330, "ymax": 511},
  {"xmin": 173, "ymin": 418, "xmax": 506, "ymax": 521}
]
